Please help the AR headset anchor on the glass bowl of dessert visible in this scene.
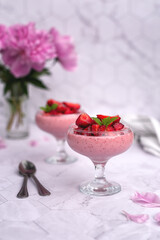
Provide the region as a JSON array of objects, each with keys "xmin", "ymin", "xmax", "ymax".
[
  {"xmin": 67, "ymin": 113, "xmax": 134, "ymax": 196},
  {"xmin": 36, "ymin": 99, "xmax": 81, "ymax": 164}
]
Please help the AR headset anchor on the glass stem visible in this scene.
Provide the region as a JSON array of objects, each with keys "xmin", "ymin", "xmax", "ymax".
[
  {"xmin": 94, "ymin": 164, "xmax": 107, "ymax": 184},
  {"xmin": 56, "ymin": 139, "xmax": 67, "ymax": 159}
]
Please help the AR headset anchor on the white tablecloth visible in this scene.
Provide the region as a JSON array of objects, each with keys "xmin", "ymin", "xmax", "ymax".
[{"xmin": 0, "ymin": 124, "xmax": 160, "ymax": 240}]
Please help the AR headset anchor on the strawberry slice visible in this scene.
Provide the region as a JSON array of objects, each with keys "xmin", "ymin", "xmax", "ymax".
[
  {"xmin": 113, "ymin": 122, "xmax": 124, "ymax": 131},
  {"xmin": 47, "ymin": 99, "xmax": 60, "ymax": 106},
  {"xmin": 97, "ymin": 114, "xmax": 109, "ymax": 120},
  {"xmin": 63, "ymin": 102, "xmax": 80, "ymax": 111},
  {"xmin": 83, "ymin": 126, "xmax": 92, "ymax": 136},
  {"xmin": 99, "ymin": 125, "xmax": 106, "ymax": 131},
  {"xmin": 76, "ymin": 113, "xmax": 93, "ymax": 128},
  {"xmin": 106, "ymin": 125, "xmax": 115, "ymax": 131},
  {"xmin": 92, "ymin": 124, "xmax": 100, "ymax": 132},
  {"xmin": 50, "ymin": 110, "xmax": 60, "ymax": 115},
  {"xmin": 92, "ymin": 124, "xmax": 100, "ymax": 136},
  {"xmin": 64, "ymin": 108, "xmax": 74, "ymax": 114},
  {"xmin": 56, "ymin": 103, "xmax": 67, "ymax": 113},
  {"xmin": 74, "ymin": 127, "xmax": 83, "ymax": 135},
  {"xmin": 110, "ymin": 115, "xmax": 121, "ymax": 124},
  {"xmin": 47, "ymin": 99, "xmax": 55, "ymax": 106}
]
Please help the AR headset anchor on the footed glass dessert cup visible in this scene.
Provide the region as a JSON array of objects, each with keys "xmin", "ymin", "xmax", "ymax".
[
  {"xmin": 36, "ymin": 112, "xmax": 80, "ymax": 164},
  {"xmin": 67, "ymin": 125, "xmax": 134, "ymax": 196}
]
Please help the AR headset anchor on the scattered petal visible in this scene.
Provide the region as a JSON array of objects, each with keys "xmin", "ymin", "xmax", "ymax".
[
  {"xmin": 154, "ymin": 212, "xmax": 160, "ymax": 224},
  {"xmin": 131, "ymin": 192, "xmax": 160, "ymax": 207},
  {"xmin": 122, "ymin": 211, "xmax": 149, "ymax": 223},
  {"xmin": 0, "ymin": 138, "xmax": 6, "ymax": 149},
  {"xmin": 29, "ymin": 140, "xmax": 38, "ymax": 147},
  {"xmin": 43, "ymin": 136, "xmax": 50, "ymax": 141}
]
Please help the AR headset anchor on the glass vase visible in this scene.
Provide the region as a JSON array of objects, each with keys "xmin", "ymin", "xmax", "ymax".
[{"xmin": 5, "ymin": 83, "xmax": 29, "ymax": 139}]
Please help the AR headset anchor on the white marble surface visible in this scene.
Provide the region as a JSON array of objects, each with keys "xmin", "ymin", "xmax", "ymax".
[
  {"xmin": 1, "ymin": 124, "xmax": 160, "ymax": 239},
  {"xmin": 0, "ymin": 0, "xmax": 160, "ymax": 119}
]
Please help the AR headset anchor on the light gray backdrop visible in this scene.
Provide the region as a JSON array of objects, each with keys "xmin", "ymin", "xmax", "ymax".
[{"xmin": 0, "ymin": 0, "xmax": 160, "ymax": 120}]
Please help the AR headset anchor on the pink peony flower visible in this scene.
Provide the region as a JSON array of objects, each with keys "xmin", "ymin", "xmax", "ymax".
[
  {"xmin": 49, "ymin": 28, "xmax": 77, "ymax": 71},
  {"xmin": 0, "ymin": 25, "xmax": 7, "ymax": 49},
  {"xmin": 0, "ymin": 23, "xmax": 77, "ymax": 78},
  {"xmin": 1, "ymin": 23, "xmax": 57, "ymax": 77}
]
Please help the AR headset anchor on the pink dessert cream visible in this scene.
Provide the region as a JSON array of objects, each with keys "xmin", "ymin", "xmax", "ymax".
[
  {"xmin": 36, "ymin": 99, "xmax": 81, "ymax": 140},
  {"xmin": 36, "ymin": 99, "xmax": 81, "ymax": 164},
  {"xmin": 36, "ymin": 112, "xmax": 80, "ymax": 140},
  {"xmin": 67, "ymin": 113, "xmax": 134, "ymax": 196}
]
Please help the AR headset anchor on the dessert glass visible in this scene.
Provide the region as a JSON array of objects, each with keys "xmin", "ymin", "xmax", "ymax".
[
  {"xmin": 67, "ymin": 125, "xmax": 134, "ymax": 196},
  {"xmin": 36, "ymin": 112, "xmax": 81, "ymax": 164}
]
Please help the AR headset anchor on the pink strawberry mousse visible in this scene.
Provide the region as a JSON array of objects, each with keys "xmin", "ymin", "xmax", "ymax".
[
  {"xmin": 67, "ymin": 127, "xmax": 133, "ymax": 164},
  {"xmin": 36, "ymin": 112, "xmax": 80, "ymax": 140}
]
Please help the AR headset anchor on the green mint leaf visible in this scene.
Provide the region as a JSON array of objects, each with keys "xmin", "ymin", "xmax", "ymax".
[
  {"xmin": 102, "ymin": 116, "xmax": 119, "ymax": 127},
  {"xmin": 92, "ymin": 117, "xmax": 102, "ymax": 126},
  {"xmin": 40, "ymin": 107, "xmax": 47, "ymax": 111},
  {"xmin": 102, "ymin": 117, "xmax": 111, "ymax": 126},
  {"xmin": 40, "ymin": 103, "xmax": 58, "ymax": 113},
  {"xmin": 50, "ymin": 103, "xmax": 58, "ymax": 110}
]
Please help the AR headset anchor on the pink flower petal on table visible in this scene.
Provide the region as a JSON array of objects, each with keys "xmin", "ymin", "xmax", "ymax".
[
  {"xmin": 43, "ymin": 136, "xmax": 50, "ymax": 141},
  {"xmin": 131, "ymin": 192, "xmax": 160, "ymax": 207},
  {"xmin": 29, "ymin": 140, "xmax": 38, "ymax": 147},
  {"xmin": 154, "ymin": 212, "xmax": 160, "ymax": 225},
  {"xmin": 0, "ymin": 138, "xmax": 6, "ymax": 149},
  {"xmin": 122, "ymin": 211, "xmax": 149, "ymax": 223}
]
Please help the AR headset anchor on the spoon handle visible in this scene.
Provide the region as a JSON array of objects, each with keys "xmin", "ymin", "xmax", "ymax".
[
  {"xmin": 31, "ymin": 175, "xmax": 51, "ymax": 196},
  {"xmin": 17, "ymin": 175, "xmax": 29, "ymax": 198}
]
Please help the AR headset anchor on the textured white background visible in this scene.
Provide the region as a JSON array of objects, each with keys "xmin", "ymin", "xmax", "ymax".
[
  {"xmin": 0, "ymin": 0, "xmax": 160, "ymax": 120},
  {"xmin": 1, "ymin": 2, "xmax": 160, "ymax": 239}
]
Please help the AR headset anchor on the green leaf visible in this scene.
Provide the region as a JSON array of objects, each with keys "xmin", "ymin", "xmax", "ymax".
[
  {"xmin": 30, "ymin": 68, "xmax": 51, "ymax": 78},
  {"xmin": 50, "ymin": 104, "xmax": 58, "ymax": 110},
  {"xmin": 40, "ymin": 103, "xmax": 58, "ymax": 112},
  {"xmin": 20, "ymin": 81, "xmax": 29, "ymax": 97},
  {"xmin": 102, "ymin": 117, "xmax": 119, "ymax": 127},
  {"xmin": 40, "ymin": 107, "xmax": 47, "ymax": 111},
  {"xmin": 3, "ymin": 83, "xmax": 11, "ymax": 95},
  {"xmin": 27, "ymin": 78, "xmax": 48, "ymax": 90},
  {"xmin": 101, "ymin": 117, "xmax": 111, "ymax": 126},
  {"xmin": 92, "ymin": 117, "xmax": 102, "ymax": 126}
]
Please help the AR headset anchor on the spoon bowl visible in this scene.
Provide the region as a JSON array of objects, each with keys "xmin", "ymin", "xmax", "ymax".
[{"xmin": 19, "ymin": 160, "xmax": 36, "ymax": 176}]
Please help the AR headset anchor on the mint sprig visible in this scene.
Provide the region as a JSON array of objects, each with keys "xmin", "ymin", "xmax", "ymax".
[
  {"xmin": 102, "ymin": 116, "xmax": 118, "ymax": 127},
  {"xmin": 92, "ymin": 116, "xmax": 119, "ymax": 127},
  {"xmin": 92, "ymin": 117, "xmax": 102, "ymax": 126},
  {"xmin": 40, "ymin": 103, "xmax": 58, "ymax": 112}
]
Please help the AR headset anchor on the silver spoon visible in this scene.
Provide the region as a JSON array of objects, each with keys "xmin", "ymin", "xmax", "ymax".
[
  {"xmin": 18, "ymin": 160, "xmax": 51, "ymax": 196},
  {"xmin": 17, "ymin": 163, "xmax": 29, "ymax": 198}
]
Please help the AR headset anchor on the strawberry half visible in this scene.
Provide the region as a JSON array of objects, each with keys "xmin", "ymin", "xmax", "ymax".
[
  {"xmin": 113, "ymin": 122, "xmax": 124, "ymax": 131},
  {"xmin": 63, "ymin": 102, "xmax": 80, "ymax": 111},
  {"xmin": 64, "ymin": 108, "xmax": 74, "ymax": 114},
  {"xmin": 92, "ymin": 124, "xmax": 100, "ymax": 136},
  {"xmin": 110, "ymin": 115, "xmax": 121, "ymax": 124},
  {"xmin": 47, "ymin": 99, "xmax": 60, "ymax": 106},
  {"xmin": 106, "ymin": 125, "xmax": 115, "ymax": 131},
  {"xmin": 83, "ymin": 126, "xmax": 92, "ymax": 136},
  {"xmin": 99, "ymin": 125, "xmax": 106, "ymax": 131},
  {"xmin": 56, "ymin": 103, "xmax": 67, "ymax": 113},
  {"xmin": 76, "ymin": 113, "xmax": 93, "ymax": 128},
  {"xmin": 97, "ymin": 114, "xmax": 109, "ymax": 120},
  {"xmin": 49, "ymin": 110, "xmax": 58, "ymax": 115},
  {"xmin": 74, "ymin": 127, "xmax": 83, "ymax": 135}
]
